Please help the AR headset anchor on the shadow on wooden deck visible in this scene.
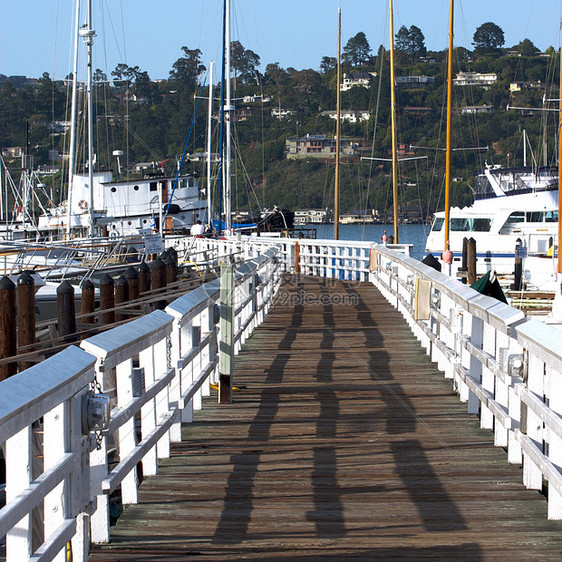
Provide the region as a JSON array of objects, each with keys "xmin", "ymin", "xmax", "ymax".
[{"xmin": 90, "ymin": 276, "xmax": 562, "ymax": 561}]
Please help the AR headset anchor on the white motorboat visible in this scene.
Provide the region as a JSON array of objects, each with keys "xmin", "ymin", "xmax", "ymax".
[{"xmin": 425, "ymin": 164, "xmax": 559, "ymax": 291}]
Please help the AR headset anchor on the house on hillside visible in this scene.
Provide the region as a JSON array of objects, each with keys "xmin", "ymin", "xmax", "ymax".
[
  {"xmin": 271, "ymin": 107, "xmax": 295, "ymax": 119},
  {"xmin": 453, "ymin": 72, "xmax": 497, "ymax": 89},
  {"xmin": 509, "ymin": 81, "xmax": 543, "ymax": 93},
  {"xmin": 286, "ymin": 135, "xmax": 358, "ymax": 160},
  {"xmin": 461, "ymin": 104, "xmax": 493, "ymax": 114},
  {"xmin": 340, "ymin": 72, "xmax": 377, "ymax": 91},
  {"xmin": 403, "ymin": 106, "xmax": 433, "ymax": 115},
  {"xmin": 396, "ymin": 75, "xmax": 436, "ymax": 86},
  {"xmin": 320, "ymin": 110, "xmax": 370, "ymax": 123}
]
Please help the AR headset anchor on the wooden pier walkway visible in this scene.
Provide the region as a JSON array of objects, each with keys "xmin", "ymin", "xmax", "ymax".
[{"xmin": 90, "ymin": 277, "xmax": 562, "ymax": 561}]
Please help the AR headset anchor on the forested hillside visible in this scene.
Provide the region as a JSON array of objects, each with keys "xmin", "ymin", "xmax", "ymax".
[{"xmin": 1, "ymin": 22, "xmax": 559, "ymax": 219}]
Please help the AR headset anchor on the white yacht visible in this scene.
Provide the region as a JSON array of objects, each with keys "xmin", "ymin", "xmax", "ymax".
[
  {"xmin": 425, "ymin": 165, "xmax": 559, "ymax": 291},
  {"xmin": 37, "ymin": 170, "xmax": 208, "ymax": 238}
]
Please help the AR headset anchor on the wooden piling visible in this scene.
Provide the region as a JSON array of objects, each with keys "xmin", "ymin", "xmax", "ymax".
[
  {"xmin": 99, "ymin": 273, "xmax": 115, "ymax": 325},
  {"xmin": 511, "ymin": 238, "xmax": 524, "ymax": 291},
  {"xmin": 57, "ymin": 280, "xmax": 76, "ymax": 343},
  {"xmin": 17, "ymin": 272, "xmax": 36, "ymax": 371},
  {"xmin": 150, "ymin": 258, "xmax": 167, "ymax": 310},
  {"xmin": 164, "ymin": 254, "xmax": 177, "ymax": 284},
  {"xmin": 114, "ymin": 276, "xmax": 129, "ymax": 323},
  {"xmin": 461, "ymin": 237, "xmax": 468, "ymax": 283},
  {"xmin": 467, "ymin": 237, "xmax": 477, "ymax": 285},
  {"xmin": 0, "ymin": 276, "xmax": 17, "ymax": 380},
  {"xmin": 124, "ymin": 266, "xmax": 140, "ymax": 303},
  {"xmin": 150, "ymin": 258, "xmax": 166, "ymax": 289},
  {"xmin": 294, "ymin": 242, "xmax": 301, "ymax": 274},
  {"xmin": 81, "ymin": 279, "xmax": 96, "ymax": 324},
  {"xmin": 138, "ymin": 262, "xmax": 151, "ymax": 294}
]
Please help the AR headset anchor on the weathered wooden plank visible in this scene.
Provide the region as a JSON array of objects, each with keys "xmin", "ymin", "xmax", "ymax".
[{"xmin": 90, "ymin": 278, "xmax": 562, "ymax": 560}]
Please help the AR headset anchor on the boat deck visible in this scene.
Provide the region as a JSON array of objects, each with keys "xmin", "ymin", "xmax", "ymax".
[{"xmin": 90, "ymin": 277, "xmax": 562, "ymax": 560}]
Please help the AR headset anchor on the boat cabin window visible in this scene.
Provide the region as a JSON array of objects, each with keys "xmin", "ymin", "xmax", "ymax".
[
  {"xmin": 506, "ymin": 211, "xmax": 525, "ymax": 223},
  {"xmin": 526, "ymin": 212, "xmax": 544, "ymax": 223},
  {"xmin": 450, "ymin": 218, "xmax": 469, "ymax": 231},
  {"xmin": 179, "ymin": 178, "xmax": 188, "ymax": 188},
  {"xmin": 150, "ymin": 182, "xmax": 157, "ymax": 192},
  {"xmin": 471, "ymin": 218, "xmax": 492, "ymax": 231},
  {"xmin": 431, "ymin": 217, "xmax": 444, "ymax": 231},
  {"xmin": 448, "ymin": 217, "xmax": 492, "ymax": 232},
  {"xmin": 545, "ymin": 211, "xmax": 559, "ymax": 222}
]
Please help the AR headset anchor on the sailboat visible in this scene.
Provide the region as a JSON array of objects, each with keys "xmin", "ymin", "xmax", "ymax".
[
  {"xmin": 35, "ymin": 0, "xmax": 208, "ymax": 241},
  {"xmin": 213, "ymin": 0, "xmax": 293, "ymax": 236},
  {"xmin": 423, "ymin": 0, "xmax": 561, "ymax": 293}
]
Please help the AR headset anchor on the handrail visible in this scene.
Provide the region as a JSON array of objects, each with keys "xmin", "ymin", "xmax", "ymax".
[{"xmin": 0, "ymin": 247, "xmax": 281, "ymax": 559}]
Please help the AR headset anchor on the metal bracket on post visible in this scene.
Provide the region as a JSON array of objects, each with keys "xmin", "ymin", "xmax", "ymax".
[{"xmin": 219, "ymin": 263, "xmax": 234, "ymax": 404}]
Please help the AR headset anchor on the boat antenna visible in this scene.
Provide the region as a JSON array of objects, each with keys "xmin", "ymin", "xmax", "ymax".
[
  {"xmin": 389, "ymin": 0, "xmax": 399, "ymax": 244},
  {"xmin": 334, "ymin": 7, "xmax": 341, "ymax": 241}
]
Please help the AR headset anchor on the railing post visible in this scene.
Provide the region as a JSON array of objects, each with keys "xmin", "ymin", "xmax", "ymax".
[
  {"xmin": 523, "ymin": 354, "xmax": 545, "ymax": 491},
  {"xmin": 294, "ymin": 241, "xmax": 300, "ymax": 275},
  {"xmin": 219, "ymin": 263, "xmax": 234, "ymax": 404}
]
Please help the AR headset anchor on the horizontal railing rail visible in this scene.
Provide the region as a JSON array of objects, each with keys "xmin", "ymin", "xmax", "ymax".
[{"xmin": 0, "ymin": 247, "xmax": 281, "ymax": 561}]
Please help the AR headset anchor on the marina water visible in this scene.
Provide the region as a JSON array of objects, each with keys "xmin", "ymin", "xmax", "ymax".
[{"xmin": 313, "ymin": 223, "xmax": 429, "ymax": 261}]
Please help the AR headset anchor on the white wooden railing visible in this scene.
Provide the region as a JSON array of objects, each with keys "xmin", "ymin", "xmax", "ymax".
[
  {"xmin": 189, "ymin": 236, "xmax": 562, "ymax": 520},
  {"xmin": 0, "ymin": 248, "xmax": 281, "ymax": 561}
]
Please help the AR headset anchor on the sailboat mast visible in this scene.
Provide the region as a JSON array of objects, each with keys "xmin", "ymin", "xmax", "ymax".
[
  {"xmin": 82, "ymin": 0, "xmax": 95, "ymax": 238},
  {"xmin": 334, "ymin": 7, "xmax": 341, "ymax": 241},
  {"xmin": 389, "ymin": 0, "xmax": 399, "ymax": 243},
  {"xmin": 558, "ymin": 6, "xmax": 562, "ymax": 276},
  {"xmin": 444, "ymin": 0, "xmax": 454, "ymax": 254},
  {"xmin": 225, "ymin": 0, "xmax": 232, "ymax": 233},
  {"xmin": 66, "ymin": 0, "xmax": 80, "ymax": 238},
  {"xmin": 207, "ymin": 61, "xmax": 214, "ymax": 228}
]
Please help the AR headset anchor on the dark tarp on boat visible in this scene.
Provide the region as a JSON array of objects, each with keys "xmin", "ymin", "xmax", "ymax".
[
  {"xmin": 422, "ymin": 253, "xmax": 442, "ymax": 272},
  {"xmin": 470, "ymin": 270, "xmax": 507, "ymax": 304}
]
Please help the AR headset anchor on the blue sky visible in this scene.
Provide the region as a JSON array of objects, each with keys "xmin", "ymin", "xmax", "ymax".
[{"xmin": 1, "ymin": 0, "xmax": 560, "ymax": 81}]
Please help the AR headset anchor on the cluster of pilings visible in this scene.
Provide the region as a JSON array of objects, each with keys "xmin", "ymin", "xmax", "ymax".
[{"xmin": 0, "ymin": 248, "xmax": 190, "ymax": 381}]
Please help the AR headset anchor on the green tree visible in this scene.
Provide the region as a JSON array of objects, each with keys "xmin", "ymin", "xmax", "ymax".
[
  {"xmin": 230, "ymin": 41, "xmax": 261, "ymax": 84},
  {"xmin": 395, "ymin": 26, "xmax": 410, "ymax": 51},
  {"xmin": 320, "ymin": 56, "xmax": 337, "ymax": 73},
  {"xmin": 169, "ymin": 47, "xmax": 206, "ymax": 84},
  {"xmin": 514, "ymin": 38, "xmax": 540, "ymax": 56},
  {"xmin": 408, "ymin": 25, "xmax": 426, "ymax": 58},
  {"xmin": 473, "ymin": 22, "xmax": 505, "ymax": 52},
  {"xmin": 343, "ymin": 32, "xmax": 372, "ymax": 66}
]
